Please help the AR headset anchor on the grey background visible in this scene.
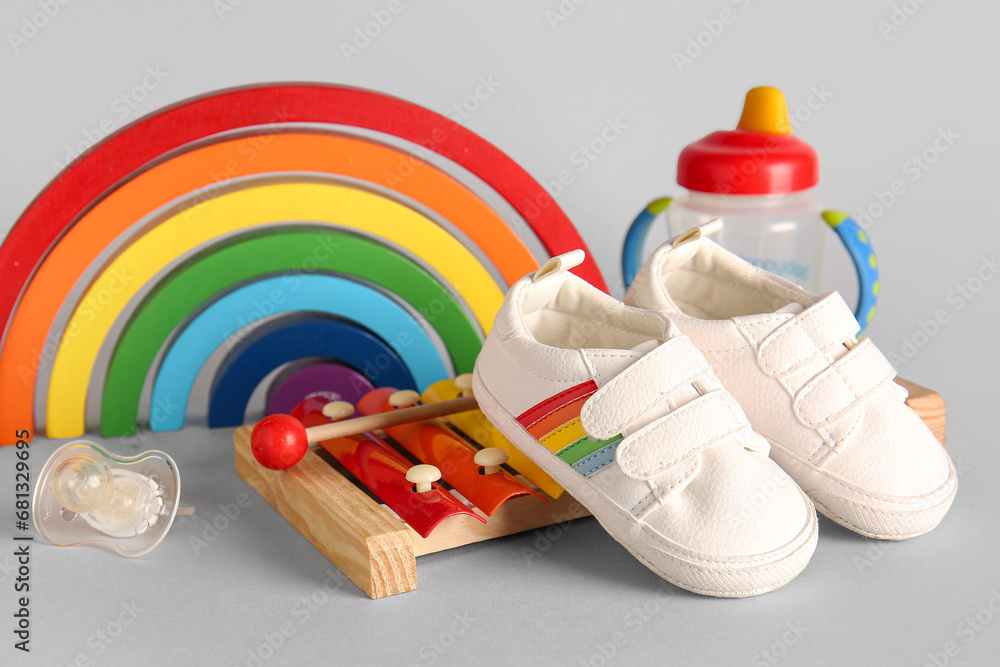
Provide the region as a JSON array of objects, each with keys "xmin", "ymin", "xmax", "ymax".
[{"xmin": 1, "ymin": 1, "xmax": 998, "ymax": 665}]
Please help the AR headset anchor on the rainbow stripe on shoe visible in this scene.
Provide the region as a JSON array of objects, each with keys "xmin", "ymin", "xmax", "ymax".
[{"xmin": 516, "ymin": 381, "xmax": 622, "ymax": 477}]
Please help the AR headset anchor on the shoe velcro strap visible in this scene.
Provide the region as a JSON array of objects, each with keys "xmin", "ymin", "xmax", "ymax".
[
  {"xmin": 793, "ymin": 338, "xmax": 896, "ymax": 428},
  {"xmin": 758, "ymin": 294, "xmax": 860, "ymax": 377},
  {"xmin": 581, "ymin": 336, "xmax": 709, "ymax": 440},
  {"xmin": 616, "ymin": 390, "xmax": 748, "ymax": 481}
]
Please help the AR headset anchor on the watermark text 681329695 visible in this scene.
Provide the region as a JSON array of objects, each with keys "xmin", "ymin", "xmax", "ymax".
[{"xmin": 12, "ymin": 429, "xmax": 33, "ymax": 653}]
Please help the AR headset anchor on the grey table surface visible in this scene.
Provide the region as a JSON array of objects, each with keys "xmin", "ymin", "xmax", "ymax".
[{"xmin": 2, "ymin": 1, "xmax": 999, "ymax": 665}]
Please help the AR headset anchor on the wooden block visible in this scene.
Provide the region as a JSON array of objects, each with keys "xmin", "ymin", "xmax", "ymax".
[
  {"xmin": 100, "ymin": 230, "xmax": 482, "ymax": 438},
  {"xmin": 265, "ymin": 362, "xmax": 372, "ymax": 417},
  {"xmin": 44, "ymin": 180, "xmax": 503, "ymax": 439},
  {"xmin": 158, "ymin": 274, "xmax": 442, "ymax": 430},
  {"xmin": 234, "ymin": 425, "xmax": 418, "ymax": 599},
  {"xmin": 210, "ymin": 317, "xmax": 414, "ymax": 428},
  {"xmin": 0, "ymin": 84, "xmax": 603, "ymax": 345},
  {"xmin": 897, "ymin": 377, "xmax": 946, "ymax": 444},
  {"xmin": 1, "ymin": 83, "xmax": 606, "ymax": 445}
]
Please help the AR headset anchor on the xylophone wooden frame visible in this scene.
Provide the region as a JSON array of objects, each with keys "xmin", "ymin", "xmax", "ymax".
[{"xmin": 234, "ymin": 377, "xmax": 945, "ymax": 599}]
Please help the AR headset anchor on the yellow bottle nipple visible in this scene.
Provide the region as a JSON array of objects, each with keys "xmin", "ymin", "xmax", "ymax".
[{"xmin": 737, "ymin": 86, "xmax": 793, "ymax": 136}]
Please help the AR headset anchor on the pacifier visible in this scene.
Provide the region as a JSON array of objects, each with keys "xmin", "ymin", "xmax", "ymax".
[{"xmin": 33, "ymin": 441, "xmax": 193, "ymax": 557}]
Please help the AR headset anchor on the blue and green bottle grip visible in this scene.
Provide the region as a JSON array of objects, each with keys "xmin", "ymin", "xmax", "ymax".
[
  {"xmin": 621, "ymin": 197, "xmax": 672, "ymax": 288},
  {"xmin": 822, "ymin": 210, "xmax": 878, "ymax": 331},
  {"xmin": 621, "ymin": 201, "xmax": 879, "ymax": 332}
]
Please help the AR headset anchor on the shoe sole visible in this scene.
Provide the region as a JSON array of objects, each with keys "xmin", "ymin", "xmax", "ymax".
[
  {"xmin": 472, "ymin": 369, "xmax": 818, "ymax": 598},
  {"xmin": 767, "ymin": 440, "xmax": 958, "ymax": 541},
  {"xmin": 807, "ymin": 467, "xmax": 957, "ymax": 541}
]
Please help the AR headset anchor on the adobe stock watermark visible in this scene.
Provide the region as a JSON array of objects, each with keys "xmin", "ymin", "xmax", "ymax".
[
  {"xmin": 544, "ymin": 0, "xmax": 589, "ymax": 31},
  {"xmin": 442, "ymin": 75, "xmax": 502, "ymax": 125},
  {"xmin": 50, "ymin": 66, "xmax": 170, "ymax": 174},
  {"xmin": 576, "ymin": 582, "xmax": 676, "ymax": 667},
  {"xmin": 409, "ymin": 611, "xmax": 477, "ymax": 666},
  {"xmin": 189, "ymin": 492, "xmax": 253, "ymax": 556},
  {"xmin": 921, "ymin": 587, "xmax": 1000, "ymax": 667},
  {"xmin": 375, "ymin": 111, "xmax": 526, "ymax": 243},
  {"xmin": 853, "ymin": 538, "xmax": 900, "ymax": 577},
  {"xmin": 358, "ymin": 331, "xmax": 417, "ymax": 385},
  {"xmin": 213, "ymin": 0, "xmax": 246, "ymax": 21},
  {"xmin": 522, "ymin": 116, "xmax": 628, "ymax": 222},
  {"xmin": 412, "ymin": 280, "xmax": 467, "ymax": 328},
  {"xmin": 877, "ymin": 0, "xmax": 932, "ymax": 41},
  {"xmin": 380, "ymin": 126, "xmax": 448, "ymax": 189},
  {"xmin": 732, "ymin": 467, "xmax": 789, "ymax": 528},
  {"xmin": 379, "ymin": 73, "xmax": 500, "ymax": 185},
  {"xmin": 787, "ymin": 85, "xmax": 834, "ymax": 131},
  {"xmin": 223, "ymin": 288, "xmax": 294, "ymax": 351},
  {"xmin": 67, "ymin": 600, "xmax": 144, "ymax": 666},
  {"xmin": 520, "ymin": 504, "xmax": 586, "ymax": 563},
  {"xmin": 0, "ymin": 554, "xmax": 17, "ymax": 586},
  {"xmin": 115, "ymin": 424, "xmax": 160, "ymax": 453},
  {"xmin": 750, "ymin": 619, "xmax": 809, "ymax": 667},
  {"xmin": 276, "ymin": 235, "xmax": 342, "ymax": 292},
  {"xmin": 17, "ymin": 266, "xmax": 136, "ymax": 387},
  {"xmin": 340, "ymin": 0, "xmax": 406, "ymax": 63},
  {"xmin": 673, "ymin": 0, "xmax": 756, "ymax": 72},
  {"xmin": 853, "ymin": 126, "xmax": 959, "ymax": 231},
  {"xmin": 109, "ymin": 396, "xmax": 183, "ymax": 453},
  {"xmin": 888, "ymin": 255, "xmax": 997, "ymax": 367},
  {"xmin": 178, "ymin": 109, "xmax": 291, "ymax": 223},
  {"xmin": 7, "ymin": 0, "xmax": 73, "ymax": 54},
  {"xmin": 234, "ymin": 568, "xmax": 349, "ymax": 667},
  {"xmin": 854, "ymin": 459, "xmax": 969, "ymax": 575}
]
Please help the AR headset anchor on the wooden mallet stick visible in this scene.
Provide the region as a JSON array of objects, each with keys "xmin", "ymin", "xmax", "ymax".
[
  {"xmin": 250, "ymin": 392, "xmax": 479, "ymax": 470},
  {"xmin": 308, "ymin": 393, "xmax": 477, "ymax": 443}
]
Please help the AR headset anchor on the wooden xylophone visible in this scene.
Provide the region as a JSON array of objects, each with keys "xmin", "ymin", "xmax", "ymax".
[
  {"xmin": 235, "ymin": 375, "xmax": 590, "ymax": 599},
  {"xmin": 235, "ymin": 375, "xmax": 946, "ymax": 599}
]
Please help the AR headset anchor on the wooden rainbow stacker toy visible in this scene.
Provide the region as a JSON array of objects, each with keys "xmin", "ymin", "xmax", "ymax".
[{"xmin": 235, "ymin": 375, "xmax": 946, "ymax": 600}]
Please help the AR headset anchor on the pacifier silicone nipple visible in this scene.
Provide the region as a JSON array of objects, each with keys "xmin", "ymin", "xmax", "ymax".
[
  {"xmin": 34, "ymin": 441, "xmax": 192, "ymax": 557},
  {"xmin": 52, "ymin": 453, "xmax": 113, "ymax": 513},
  {"xmin": 55, "ymin": 452, "xmax": 167, "ymax": 537}
]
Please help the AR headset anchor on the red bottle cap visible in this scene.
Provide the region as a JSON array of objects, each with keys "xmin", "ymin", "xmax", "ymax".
[{"xmin": 677, "ymin": 87, "xmax": 819, "ymax": 195}]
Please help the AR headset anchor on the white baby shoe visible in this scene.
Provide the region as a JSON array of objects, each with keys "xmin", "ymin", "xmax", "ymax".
[
  {"xmin": 625, "ymin": 225, "xmax": 957, "ymax": 540},
  {"xmin": 473, "ymin": 250, "xmax": 817, "ymax": 597}
]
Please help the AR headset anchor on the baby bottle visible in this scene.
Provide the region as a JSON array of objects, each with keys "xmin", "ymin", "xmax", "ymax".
[{"xmin": 622, "ymin": 86, "xmax": 878, "ymax": 329}]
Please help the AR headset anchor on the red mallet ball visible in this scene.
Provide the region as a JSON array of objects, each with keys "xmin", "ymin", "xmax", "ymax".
[{"xmin": 251, "ymin": 414, "xmax": 308, "ymax": 470}]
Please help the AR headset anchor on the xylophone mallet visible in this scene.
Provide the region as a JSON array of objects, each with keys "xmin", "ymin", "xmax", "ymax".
[{"xmin": 250, "ymin": 393, "xmax": 479, "ymax": 470}]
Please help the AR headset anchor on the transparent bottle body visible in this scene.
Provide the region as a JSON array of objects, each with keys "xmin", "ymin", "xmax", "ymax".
[{"xmin": 666, "ymin": 191, "xmax": 825, "ymax": 292}]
